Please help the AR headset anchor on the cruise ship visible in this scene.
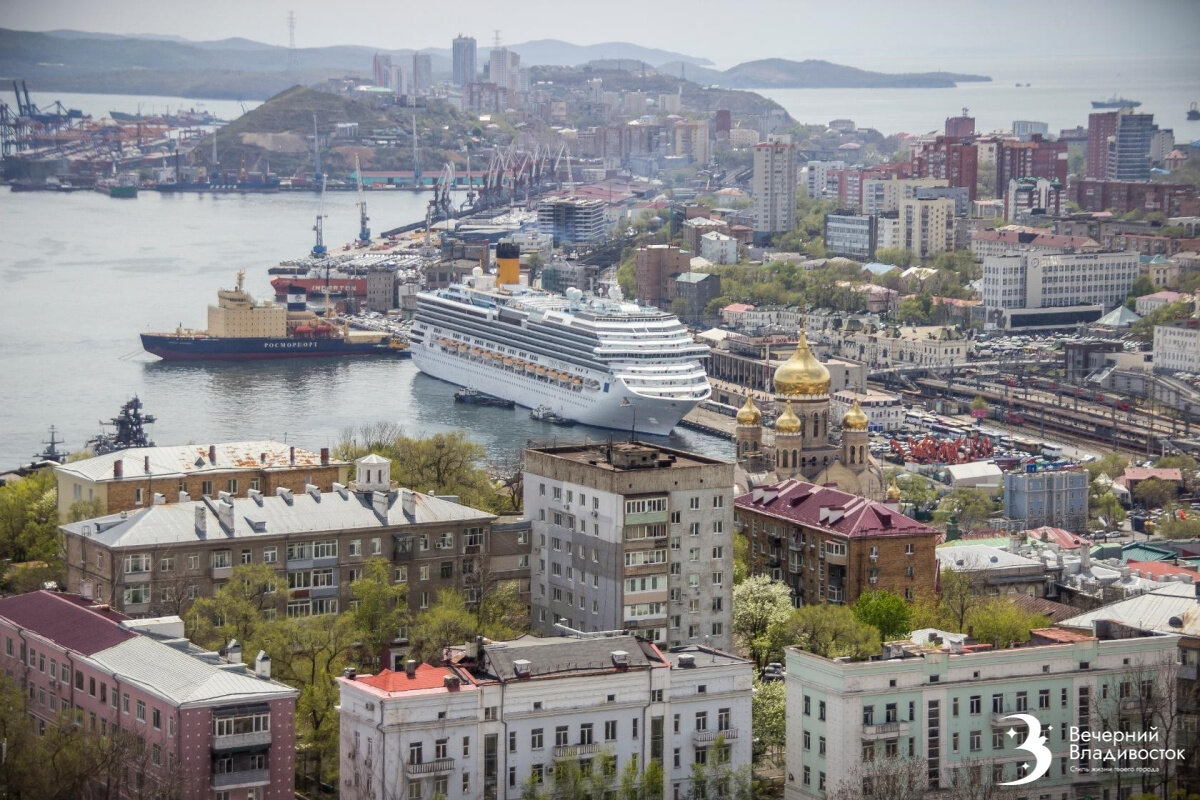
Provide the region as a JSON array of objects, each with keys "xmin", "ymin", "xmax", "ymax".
[{"xmin": 410, "ymin": 247, "xmax": 710, "ymax": 435}]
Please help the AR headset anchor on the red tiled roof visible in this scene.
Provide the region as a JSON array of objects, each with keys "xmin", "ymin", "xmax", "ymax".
[
  {"xmin": 355, "ymin": 664, "xmax": 462, "ymax": 693},
  {"xmin": 1126, "ymin": 561, "xmax": 1200, "ymax": 580},
  {"xmin": 1031, "ymin": 627, "xmax": 1094, "ymax": 644},
  {"xmin": 735, "ymin": 479, "xmax": 936, "ymax": 539},
  {"xmin": 1121, "ymin": 468, "xmax": 1182, "ymax": 483},
  {"xmin": 1023, "ymin": 526, "xmax": 1086, "ymax": 550},
  {"xmin": 0, "ymin": 591, "xmax": 135, "ymax": 655}
]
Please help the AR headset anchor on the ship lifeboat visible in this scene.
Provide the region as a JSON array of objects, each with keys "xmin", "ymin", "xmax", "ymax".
[
  {"xmin": 535, "ymin": 366, "xmax": 548, "ymax": 375},
  {"xmin": 315, "ymin": 323, "xmax": 333, "ymax": 335},
  {"xmin": 525, "ymin": 363, "xmax": 538, "ymax": 372},
  {"xmin": 504, "ymin": 358, "xmax": 515, "ymax": 367},
  {"xmin": 294, "ymin": 325, "xmax": 314, "ymax": 334},
  {"xmin": 573, "ymin": 377, "xmax": 582, "ymax": 385},
  {"xmin": 471, "ymin": 347, "xmax": 482, "ymax": 356}
]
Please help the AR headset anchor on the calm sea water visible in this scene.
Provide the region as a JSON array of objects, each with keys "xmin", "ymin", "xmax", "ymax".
[{"xmin": 0, "ymin": 188, "xmax": 728, "ymax": 469}]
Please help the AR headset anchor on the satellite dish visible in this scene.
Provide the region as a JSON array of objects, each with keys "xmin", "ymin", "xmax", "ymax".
[{"xmin": 1169, "ymin": 616, "xmax": 1184, "ymax": 628}]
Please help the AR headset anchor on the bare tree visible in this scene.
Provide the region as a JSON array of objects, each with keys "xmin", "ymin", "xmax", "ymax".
[
  {"xmin": 828, "ymin": 756, "xmax": 925, "ymax": 800},
  {"xmin": 489, "ymin": 447, "xmax": 525, "ymax": 513}
]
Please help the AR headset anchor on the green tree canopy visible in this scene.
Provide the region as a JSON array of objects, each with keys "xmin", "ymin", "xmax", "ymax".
[
  {"xmin": 852, "ymin": 589, "xmax": 913, "ymax": 641},
  {"xmin": 784, "ymin": 604, "xmax": 880, "ymax": 660},
  {"xmin": 409, "ymin": 588, "xmax": 479, "ymax": 663},
  {"xmin": 751, "ymin": 676, "xmax": 787, "ymax": 764},
  {"xmin": 349, "ymin": 557, "xmax": 410, "ymax": 668},
  {"xmin": 1133, "ymin": 477, "xmax": 1177, "ymax": 509},
  {"xmin": 1086, "ymin": 452, "xmax": 1130, "ymax": 481},
  {"xmin": 0, "ymin": 469, "xmax": 59, "ymax": 563},
  {"xmin": 732, "ymin": 574, "xmax": 794, "ymax": 666},
  {"xmin": 933, "ymin": 488, "xmax": 996, "ymax": 533}
]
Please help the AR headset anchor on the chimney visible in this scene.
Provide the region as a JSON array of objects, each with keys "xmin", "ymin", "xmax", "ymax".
[
  {"xmin": 677, "ymin": 654, "xmax": 695, "ymax": 668},
  {"xmin": 373, "ymin": 490, "xmax": 390, "ymax": 518},
  {"xmin": 226, "ymin": 639, "xmax": 242, "ymax": 665},
  {"xmin": 216, "ymin": 499, "xmax": 234, "ymax": 532},
  {"xmin": 276, "ymin": 487, "xmax": 294, "ymax": 503},
  {"xmin": 476, "ymin": 635, "xmax": 485, "ymax": 663},
  {"xmin": 513, "ymin": 659, "xmax": 532, "ymax": 678},
  {"xmin": 209, "ymin": 444, "xmax": 217, "ymax": 464},
  {"xmin": 332, "ymin": 482, "xmax": 348, "ymax": 499},
  {"xmin": 321, "ymin": 447, "xmax": 330, "ymax": 465},
  {"xmin": 1193, "ymin": 582, "xmax": 1200, "ymax": 604},
  {"xmin": 254, "ymin": 650, "xmax": 271, "ymax": 679},
  {"xmin": 153, "ymin": 493, "xmax": 165, "ymax": 505},
  {"xmin": 247, "ymin": 488, "xmax": 263, "ymax": 503},
  {"xmin": 179, "ymin": 490, "xmax": 191, "ymax": 503},
  {"xmin": 289, "ymin": 446, "xmax": 295, "ymax": 465},
  {"xmin": 401, "ymin": 489, "xmax": 416, "ymax": 518},
  {"xmin": 306, "ymin": 483, "xmax": 320, "ymax": 500},
  {"xmin": 194, "ymin": 504, "xmax": 207, "ymax": 536},
  {"xmin": 143, "ymin": 455, "xmax": 150, "ymax": 473},
  {"xmin": 343, "ymin": 667, "xmax": 357, "ymax": 680},
  {"xmin": 405, "ymin": 659, "xmax": 418, "ymax": 678},
  {"xmin": 444, "ymin": 674, "xmax": 461, "ymax": 690},
  {"xmin": 611, "ymin": 650, "xmax": 630, "ymax": 670},
  {"xmin": 1080, "ymin": 545, "xmax": 1091, "ymax": 571},
  {"xmin": 260, "ymin": 452, "xmax": 266, "ymax": 464},
  {"xmin": 113, "ymin": 459, "xmax": 124, "ymax": 479}
]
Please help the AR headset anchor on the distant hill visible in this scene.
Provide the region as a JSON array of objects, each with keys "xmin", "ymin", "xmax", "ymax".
[
  {"xmin": 481, "ymin": 39, "xmax": 713, "ymax": 68},
  {"xmin": 720, "ymin": 58, "xmax": 990, "ymax": 89}
]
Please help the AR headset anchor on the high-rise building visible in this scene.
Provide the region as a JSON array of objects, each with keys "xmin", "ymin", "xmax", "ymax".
[
  {"xmin": 412, "ymin": 53, "xmax": 432, "ymax": 94},
  {"xmin": 910, "ymin": 136, "xmax": 978, "ymax": 201},
  {"xmin": 752, "ymin": 135, "xmax": 797, "ymax": 239},
  {"xmin": 535, "ymin": 196, "xmax": 607, "ymax": 244},
  {"xmin": 823, "ymin": 211, "xmax": 876, "ymax": 261},
  {"xmin": 899, "ymin": 196, "xmax": 956, "ymax": 259},
  {"xmin": 1107, "ymin": 110, "xmax": 1158, "ymax": 182},
  {"xmin": 1003, "ymin": 467, "xmax": 1089, "ymax": 531},
  {"xmin": 994, "ymin": 136, "xmax": 1068, "ymax": 197},
  {"xmin": 372, "ymin": 53, "xmax": 392, "ymax": 88},
  {"xmin": 524, "ymin": 442, "xmax": 735, "ymax": 651},
  {"xmin": 451, "ymin": 34, "xmax": 477, "ymax": 87},
  {"xmin": 981, "ymin": 250, "xmax": 1140, "ymax": 330},
  {"xmin": 944, "ymin": 112, "xmax": 975, "ymax": 139},
  {"xmin": 635, "ymin": 244, "xmax": 692, "ymax": 308},
  {"xmin": 1086, "ymin": 111, "xmax": 1118, "ymax": 178},
  {"xmin": 488, "ymin": 47, "xmax": 520, "ymax": 97},
  {"xmin": 804, "ymin": 160, "xmax": 845, "ymax": 200}
]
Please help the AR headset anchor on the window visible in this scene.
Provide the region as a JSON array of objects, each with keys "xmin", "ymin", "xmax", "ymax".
[
  {"xmin": 818, "ymin": 701, "xmax": 825, "ymax": 720},
  {"xmin": 187, "ymin": 553, "xmax": 200, "ymax": 570},
  {"xmin": 152, "ymin": 708, "xmax": 161, "ymax": 729},
  {"xmin": 211, "ymin": 550, "xmax": 231, "ymax": 569},
  {"xmin": 136, "ymin": 700, "xmax": 146, "ymax": 722},
  {"xmin": 531, "ymin": 728, "xmax": 543, "ymax": 749},
  {"xmin": 313, "ymin": 540, "xmax": 337, "ymax": 559},
  {"xmin": 556, "ymin": 726, "xmax": 569, "ymax": 747},
  {"xmin": 394, "ymin": 566, "xmax": 408, "ymax": 583},
  {"xmin": 240, "ymin": 548, "xmax": 252, "ymax": 565},
  {"xmin": 579, "ymin": 722, "xmax": 593, "ymax": 745},
  {"xmin": 349, "ymin": 540, "xmax": 361, "ymax": 557},
  {"xmin": 462, "ymin": 736, "xmax": 470, "ymax": 757},
  {"xmin": 695, "ymin": 711, "xmax": 708, "ymax": 731},
  {"xmin": 419, "ymin": 565, "xmax": 430, "ymax": 581},
  {"xmin": 970, "ymin": 695, "xmax": 981, "ymax": 715},
  {"xmin": 159, "ymin": 556, "xmax": 175, "ymax": 572},
  {"xmin": 970, "ymin": 730, "xmax": 981, "ymax": 751},
  {"xmin": 262, "ymin": 547, "xmax": 277, "ymax": 564},
  {"xmin": 123, "ymin": 585, "xmax": 149, "ymax": 606},
  {"xmin": 124, "ymin": 554, "xmax": 151, "ymax": 574}
]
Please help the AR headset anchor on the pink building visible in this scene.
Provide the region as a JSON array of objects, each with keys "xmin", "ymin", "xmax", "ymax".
[{"xmin": 0, "ymin": 591, "xmax": 298, "ymax": 800}]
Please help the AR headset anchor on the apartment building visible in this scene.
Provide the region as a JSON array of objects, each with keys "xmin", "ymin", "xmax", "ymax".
[
  {"xmin": 785, "ymin": 623, "xmax": 1180, "ymax": 800},
  {"xmin": 524, "ymin": 442, "xmax": 735, "ymax": 651},
  {"xmin": 1002, "ymin": 467, "xmax": 1089, "ymax": 532},
  {"xmin": 1154, "ymin": 316, "xmax": 1200, "ymax": 373},
  {"xmin": 0, "ymin": 590, "xmax": 298, "ymax": 800},
  {"xmin": 826, "ymin": 324, "xmax": 970, "ymax": 369},
  {"xmin": 898, "ymin": 196, "xmax": 956, "ymax": 258},
  {"xmin": 823, "ymin": 212, "xmax": 876, "ymax": 261},
  {"xmin": 861, "ymin": 176, "xmax": 947, "ymax": 216},
  {"xmin": 60, "ymin": 455, "xmax": 495, "ymax": 636},
  {"xmin": 830, "ymin": 389, "xmax": 903, "ymax": 432},
  {"xmin": 736, "ymin": 478, "xmax": 938, "ymax": 606},
  {"xmin": 970, "ymin": 228, "xmax": 1099, "ymax": 261},
  {"xmin": 753, "ymin": 135, "xmax": 797, "ymax": 238},
  {"xmin": 536, "ymin": 197, "xmax": 608, "ymax": 244},
  {"xmin": 635, "ymin": 244, "xmax": 692, "ymax": 309},
  {"xmin": 54, "ymin": 441, "xmax": 349, "ymax": 521},
  {"xmin": 336, "ymin": 634, "xmax": 753, "ymax": 800}
]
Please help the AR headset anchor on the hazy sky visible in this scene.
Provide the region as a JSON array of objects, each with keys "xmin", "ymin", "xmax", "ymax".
[{"xmin": 4, "ymin": 0, "xmax": 1199, "ymax": 70}]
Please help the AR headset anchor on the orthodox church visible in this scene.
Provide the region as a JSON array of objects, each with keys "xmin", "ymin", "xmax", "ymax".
[{"xmin": 733, "ymin": 329, "xmax": 887, "ymax": 501}]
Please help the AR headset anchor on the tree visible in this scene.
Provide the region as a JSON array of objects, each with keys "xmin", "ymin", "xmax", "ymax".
[
  {"xmin": 0, "ymin": 469, "xmax": 59, "ymax": 563},
  {"xmin": 1092, "ymin": 491, "xmax": 1127, "ymax": 529},
  {"xmin": 67, "ymin": 497, "xmax": 106, "ymax": 522},
  {"xmin": 408, "ymin": 588, "xmax": 479, "ymax": 663},
  {"xmin": 970, "ymin": 395, "xmax": 988, "ymax": 413},
  {"xmin": 474, "ymin": 578, "xmax": 529, "ymax": 642},
  {"xmin": 784, "ymin": 604, "xmax": 880, "ymax": 660},
  {"xmin": 934, "ymin": 488, "xmax": 996, "ymax": 534},
  {"xmin": 349, "ymin": 557, "xmax": 410, "ymax": 669},
  {"xmin": 852, "ymin": 590, "xmax": 913, "ymax": 641},
  {"xmin": 829, "ymin": 756, "xmax": 925, "ymax": 800},
  {"xmin": 186, "ymin": 563, "xmax": 283, "ymax": 656},
  {"xmin": 751, "ymin": 677, "xmax": 786, "ymax": 764},
  {"xmin": 895, "ymin": 296, "xmax": 930, "ymax": 325},
  {"xmin": 732, "ymin": 531, "xmax": 750, "ymax": 586},
  {"xmin": 1086, "ymin": 452, "xmax": 1130, "ymax": 481},
  {"xmin": 731, "ymin": 574, "xmax": 794, "ymax": 666},
  {"xmin": 966, "ymin": 599, "xmax": 1048, "ymax": 648},
  {"xmin": 1159, "ymin": 511, "xmax": 1200, "ymax": 539},
  {"xmin": 1127, "ymin": 274, "xmax": 1158, "ymax": 299},
  {"xmin": 1133, "ymin": 477, "xmax": 1176, "ymax": 509},
  {"xmin": 874, "ymin": 247, "xmax": 915, "ymax": 268},
  {"xmin": 619, "ymin": 754, "xmax": 664, "ymax": 800}
]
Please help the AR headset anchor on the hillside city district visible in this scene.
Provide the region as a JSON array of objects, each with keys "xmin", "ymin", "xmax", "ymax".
[{"xmin": 5, "ymin": 30, "xmax": 1200, "ymax": 800}]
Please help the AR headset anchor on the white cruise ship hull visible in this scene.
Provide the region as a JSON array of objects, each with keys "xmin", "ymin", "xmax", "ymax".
[{"xmin": 412, "ymin": 339, "xmax": 701, "ymax": 436}]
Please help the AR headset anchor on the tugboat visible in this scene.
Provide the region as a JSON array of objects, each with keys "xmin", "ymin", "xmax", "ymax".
[
  {"xmin": 1188, "ymin": 102, "xmax": 1199, "ymax": 121},
  {"xmin": 529, "ymin": 405, "xmax": 577, "ymax": 426},
  {"xmin": 86, "ymin": 396, "xmax": 157, "ymax": 455},
  {"xmin": 454, "ymin": 388, "xmax": 516, "ymax": 408}
]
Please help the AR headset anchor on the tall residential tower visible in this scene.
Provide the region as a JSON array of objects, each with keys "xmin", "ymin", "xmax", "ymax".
[{"xmin": 452, "ymin": 35, "xmax": 477, "ymax": 87}]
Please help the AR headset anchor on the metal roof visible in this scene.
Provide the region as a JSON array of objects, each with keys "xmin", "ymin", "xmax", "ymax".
[
  {"xmin": 935, "ymin": 544, "xmax": 1043, "ymax": 570},
  {"xmin": 55, "ymin": 440, "xmax": 345, "ymax": 483},
  {"xmin": 89, "ymin": 636, "xmax": 296, "ymax": 706},
  {"xmin": 1059, "ymin": 582, "xmax": 1200, "ymax": 635},
  {"xmin": 62, "ymin": 488, "xmax": 494, "ymax": 550},
  {"xmin": 482, "ymin": 635, "xmax": 660, "ymax": 681},
  {"xmin": 0, "ymin": 591, "xmax": 135, "ymax": 655}
]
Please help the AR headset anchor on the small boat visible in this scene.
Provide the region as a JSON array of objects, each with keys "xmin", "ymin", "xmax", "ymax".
[
  {"xmin": 530, "ymin": 405, "xmax": 577, "ymax": 426},
  {"xmin": 1188, "ymin": 103, "xmax": 1199, "ymax": 121},
  {"xmin": 454, "ymin": 388, "xmax": 515, "ymax": 408}
]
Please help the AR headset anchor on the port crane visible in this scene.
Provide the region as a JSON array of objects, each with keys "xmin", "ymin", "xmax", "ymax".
[
  {"xmin": 312, "ymin": 176, "xmax": 328, "ymax": 257},
  {"xmin": 355, "ymin": 155, "xmax": 370, "ymax": 246}
]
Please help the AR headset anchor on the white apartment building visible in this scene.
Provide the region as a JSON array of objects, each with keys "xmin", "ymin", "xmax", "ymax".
[
  {"xmin": 753, "ymin": 135, "xmax": 797, "ymax": 236},
  {"xmin": 524, "ymin": 443, "xmax": 734, "ymax": 652},
  {"xmin": 830, "ymin": 389, "xmax": 903, "ymax": 431},
  {"xmin": 337, "ymin": 636, "xmax": 753, "ymax": 800},
  {"xmin": 982, "ymin": 251, "xmax": 1141, "ymax": 330},
  {"xmin": 700, "ymin": 231, "xmax": 738, "ymax": 265},
  {"xmin": 804, "ymin": 160, "xmax": 844, "ymax": 200},
  {"xmin": 899, "ymin": 196, "xmax": 956, "ymax": 259},
  {"xmin": 1154, "ymin": 317, "xmax": 1200, "ymax": 373},
  {"xmin": 861, "ymin": 177, "xmax": 947, "ymax": 216},
  {"xmin": 827, "ymin": 324, "xmax": 970, "ymax": 369},
  {"xmin": 786, "ymin": 624, "xmax": 1180, "ymax": 800}
]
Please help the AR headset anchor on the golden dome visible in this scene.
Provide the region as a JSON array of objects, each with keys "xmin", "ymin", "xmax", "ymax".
[
  {"xmin": 773, "ymin": 330, "xmax": 830, "ymax": 396},
  {"xmin": 886, "ymin": 480, "xmax": 902, "ymax": 502},
  {"xmin": 774, "ymin": 400, "xmax": 802, "ymax": 434},
  {"xmin": 842, "ymin": 398, "xmax": 869, "ymax": 431},
  {"xmin": 736, "ymin": 395, "xmax": 762, "ymax": 425}
]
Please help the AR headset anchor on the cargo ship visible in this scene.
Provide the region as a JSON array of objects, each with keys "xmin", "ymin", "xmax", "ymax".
[
  {"xmin": 1091, "ymin": 96, "xmax": 1141, "ymax": 109},
  {"xmin": 140, "ymin": 272, "xmax": 409, "ymax": 361}
]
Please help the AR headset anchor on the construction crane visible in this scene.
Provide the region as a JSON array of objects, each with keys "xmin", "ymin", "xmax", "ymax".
[
  {"xmin": 311, "ymin": 176, "xmax": 328, "ymax": 257},
  {"xmin": 355, "ymin": 155, "xmax": 370, "ymax": 246},
  {"xmin": 312, "ymin": 114, "xmax": 323, "ymax": 186}
]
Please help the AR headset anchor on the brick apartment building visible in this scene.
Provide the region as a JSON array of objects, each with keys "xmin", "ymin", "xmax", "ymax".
[
  {"xmin": 61, "ymin": 455, "xmax": 496, "ymax": 659},
  {"xmin": 54, "ymin": 441, "xmax": 350, "ymax": 521},
  {"xmin": 0, "ymin": 590, "xmax": 298, "ymax": 800},
  {"xmin": 634, "ymin": 244, "xmax": 692, "ymax": 309},
  {"xmin": 735, "ymin": 478, "xmax": 938, "ymax": 606},
  {"xmin": 911, "ymin": 136, "xmax": 978, "ymax": 201}
]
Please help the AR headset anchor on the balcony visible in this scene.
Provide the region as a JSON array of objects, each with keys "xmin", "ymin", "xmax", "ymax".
[
  {"xmin": 1179, "ymin": 664, "xmax": 1198, "ymax": 681},
  {"xmin": 694, "ymin": 727, "xmax": 738, "ymax": 743},
  {"xmin": 405, "ymin": 758, "xmax": 456, "ymax": 778},
  {"xmin": 861, "ymin": 721, "xmax": 908, "ymax": 740},
  {"xmin": 991, "ymin": 711, "xmax": 1030, "ymax": 727},
  {"xmin": 213, "ymin": 730, "xmax": 272, "ymax": 751},
  {"xmin": 553, "ymin": 742, "xmax": 603, "ymax": 758},
  {"xmin": 824, "ymin": 550, "xmax": 847, "ymax": 566},
  {"xmin": 211, "ymin": 565, "xmax": 232, "ymax": 580},
  {"xmin": 212, "ymin": 769, "xmax": 270, "ymax": 789}
]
